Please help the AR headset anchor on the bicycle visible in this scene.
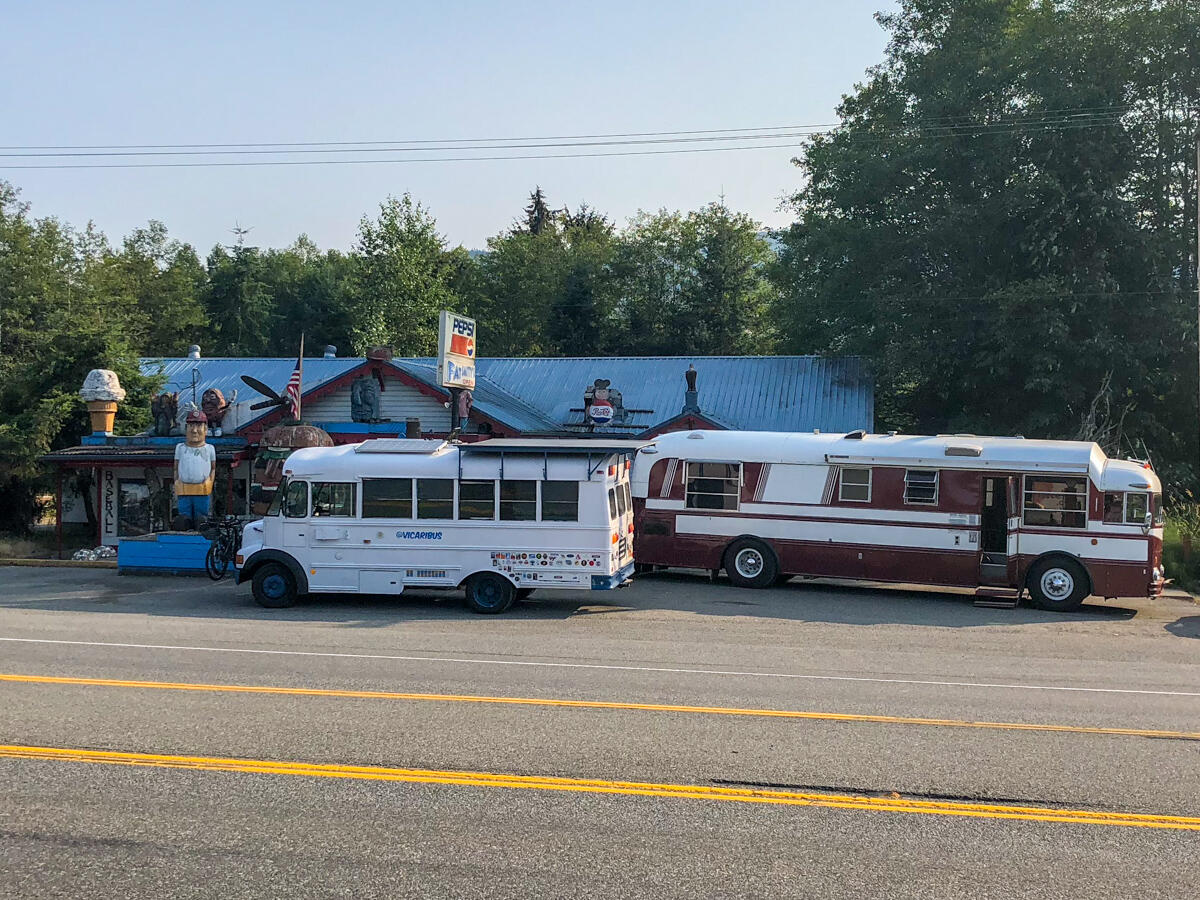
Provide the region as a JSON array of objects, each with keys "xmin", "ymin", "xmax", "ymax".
[{"xmin": 205, "ymin": 515, "xmax": 243, "ymax": 581}]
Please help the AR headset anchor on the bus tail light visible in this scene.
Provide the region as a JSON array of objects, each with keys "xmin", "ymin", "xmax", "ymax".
[
  {"xmin": 628, "ymin": 523, "xmax": 634, "ymax": 534},
  {"xmin": 625, "ymin": 459, "xmax": 631, "ymax": 471},
  {"xmin": 608, "ymin": 465, "xmax": 616, "ymax": 476},
  {"xmin": 612, "ymin": 533, "xmax": 619, "ymax": 544}
]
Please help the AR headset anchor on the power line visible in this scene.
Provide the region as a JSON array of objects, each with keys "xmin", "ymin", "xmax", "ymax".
[
  {"xmin": 0, "ymin": 107, "xmax": 1133, "ymax": 152},
  {"xmin": 0, "ymin": 117, "xmax": 1134, "ymax": 171}
]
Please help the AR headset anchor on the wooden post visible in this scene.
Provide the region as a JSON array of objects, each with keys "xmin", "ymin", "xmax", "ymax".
[
  {"xmin": 225, "ymin": 462, "xmax": 234, "ymax": 517},
  {"xmin": 297, "ymin": 333, "xmax": 305, "ymax": 422},
  {"xmin": 55, "ymin": 466, "xmax": 64, "ymax": 560}
]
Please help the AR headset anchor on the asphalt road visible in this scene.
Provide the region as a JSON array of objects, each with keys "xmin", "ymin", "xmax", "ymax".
[{"xmin": 0, "ymin": 566, "xmax": 1197, "ymax": 898}]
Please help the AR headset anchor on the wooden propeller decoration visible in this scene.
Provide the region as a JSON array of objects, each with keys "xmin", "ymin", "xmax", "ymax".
[{"xmin": 240, "ymin": 375, "xmax": 288, "ymax": 411}]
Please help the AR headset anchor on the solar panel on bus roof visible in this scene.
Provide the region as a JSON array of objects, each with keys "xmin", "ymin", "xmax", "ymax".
[{"xmin": 353, "ymin": 439, "xmax": 449, "ymax": 454}]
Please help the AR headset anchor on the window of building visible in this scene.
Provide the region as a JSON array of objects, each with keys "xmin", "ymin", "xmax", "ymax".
[
  {"xmin": 416, "ymin": 479, "xmax": 454, "ymax": 519},
  {"xmin": 838, "ymin": 467, "xmax": 872, "ymax": 502},
  {"xmin": 541, "ymin": 481, "xmax": 579, "ymax": 522},
  {"xmin": 282, "ymin": 480, "xmax": 308, "ymax": 518},
  {"xmin": 500, "ymin": 480, "xmax": 537, "ymax": 521},
  {"xmin": 311, "ymin": 482, "xmax": 356, "ymax": 517},
  {"xmin": 458, "ymin": 480, "xmax": 496, "ymax": 520},
  {"xmin": 362, "ymin": 478, "xmax": 413, "ymax": 519},
  {"xmin": 1023, "ymin": 476, "xmax": 1087, "ymax": 528},
  {"xmin": 904, "ymin": 470, "xmax": 939, "ymax": 505},
  {"xmin": 685, "ymin": 462, "xmax": 740, "ymax": 510}
]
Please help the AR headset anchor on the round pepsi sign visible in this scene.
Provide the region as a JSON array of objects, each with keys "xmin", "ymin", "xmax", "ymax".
[{"xmin": 589, "ymin": 402, "xmax": 615, "ymax": 424}]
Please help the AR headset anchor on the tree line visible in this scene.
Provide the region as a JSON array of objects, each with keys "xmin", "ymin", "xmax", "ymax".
[{"xmin": 2, "ymin": 0, "xmax": 1198, "ymax": 533}]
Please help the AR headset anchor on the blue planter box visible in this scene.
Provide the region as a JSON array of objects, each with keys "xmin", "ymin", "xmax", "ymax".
[{"xmin": 118, "ymin": 533, "xmax": 210, "ymax": 576}]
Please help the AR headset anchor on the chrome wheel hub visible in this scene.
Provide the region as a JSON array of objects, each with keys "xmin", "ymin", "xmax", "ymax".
[
  {"xmin": 735, "ymin": 549, "xmax": 764, "ymax": 579},
  {"xmin": 1041, "ymin": 568, "xmax": 1073, "ymax": 600}
]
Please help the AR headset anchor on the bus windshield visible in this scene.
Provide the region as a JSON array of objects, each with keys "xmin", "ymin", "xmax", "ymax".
[{"xmin": 266, "ymin": 477, "xmax": 287, "ymax": 516}]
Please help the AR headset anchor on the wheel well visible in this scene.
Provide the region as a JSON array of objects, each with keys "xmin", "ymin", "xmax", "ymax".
[
  {"xmin": 458, "ymin": 570, "xmax": 518, "ymax": 590},
  {"xmin": 239, "ymin": 550, "xmax": 309, "ymax": 593},
  {"xmin": 1025, "ymin": 552, "xmax": 1093, "ymax": 595}
]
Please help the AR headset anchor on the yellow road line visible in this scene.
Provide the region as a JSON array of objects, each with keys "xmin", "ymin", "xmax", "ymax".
[
  {"xmin": 2, "ymin": 743, "xmax": 1198, "ymax": 831},
  {"xmin": 1, "ymin": 672, "xmax": 1196, "ymax": 741}
]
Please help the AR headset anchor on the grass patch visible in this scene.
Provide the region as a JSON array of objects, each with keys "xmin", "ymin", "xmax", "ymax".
[
  {"xmin": 0, "ymin": 525, "xmax": 95, "ymax": 560},
  {"xmin": 1163, "ymin": 521, "xmax": 1200, "ymax": 596}
]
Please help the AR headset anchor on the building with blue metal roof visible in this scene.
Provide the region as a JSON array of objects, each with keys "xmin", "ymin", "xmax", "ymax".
[{"xmin": 44, "ymin": 349, "xmax": 872, "ymax": 550}]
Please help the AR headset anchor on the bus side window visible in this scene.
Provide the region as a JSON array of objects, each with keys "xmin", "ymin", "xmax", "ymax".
[
  {"xmin": 541, "ymin": 481, "xmax": 579, "ymax": 522},
  {"xmin": 363, "ymin": 478, "xmax": 413, "ymax": 518},
  {"xmin": 1103, "ymin": 492, "xmax": 1124, "ymax": 523},
  {"xmin": 459, "ymin": 480, "xmax": 496, "ymax": 520},
  {"xmin": 417, "ymin": 479, "xmax": 454, "ymax": 519},
  {"xmin": 500, "ymin": 480, "xmax": 536, "ymax": 521},
  {"xmin": 1124, "ymin": 492, "xmax": 1149, "ymax": 525},
  {"xmin": 311, "ymin": 482, "xmax": 356, "ymax": 517},
  {"xmin": 608, "ymin": 487, "xmax": 618, "ymax": 520},
  {"xmin": 282, "ymin": 480, "xmax": 308, "ymax": 518}
]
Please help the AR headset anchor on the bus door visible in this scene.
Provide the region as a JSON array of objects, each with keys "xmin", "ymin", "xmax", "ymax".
[
  {"xmin": 1005, "ymin": 476, "xmax": 1022, "ymax": 586},
  {"xmin": 978, "ymin": 476, "xmax": 1009, "ymax": 585}
]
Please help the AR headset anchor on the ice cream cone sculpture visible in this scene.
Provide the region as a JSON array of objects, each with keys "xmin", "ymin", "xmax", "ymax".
[{"xmin": 80, "ymin": 370, "xmax": 126, "ymax": 435}]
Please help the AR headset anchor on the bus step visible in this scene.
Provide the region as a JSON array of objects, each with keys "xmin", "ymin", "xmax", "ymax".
[{"xmin": 974, "ymin": 587, "xmax": 1021, "ymax": 608}]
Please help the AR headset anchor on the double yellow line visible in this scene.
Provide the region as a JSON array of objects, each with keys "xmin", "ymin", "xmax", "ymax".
[
  {"xmin": 2, "ymin": 672, "xmax": 1197, "ymax": 741},
  {"xmin": 3, "ymin": 743, "xmax": 1199, "ymax": 831}
]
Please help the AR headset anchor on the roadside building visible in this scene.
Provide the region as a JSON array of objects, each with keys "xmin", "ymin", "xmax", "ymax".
[{"xmin": 42, "ymin": 347, "xmax": 872, "ymax": 554}]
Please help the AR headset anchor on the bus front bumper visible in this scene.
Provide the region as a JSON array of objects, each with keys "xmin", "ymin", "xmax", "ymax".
[{"xmin": 592, "ymin": 562, "xmax": 635, "ymax": 590}]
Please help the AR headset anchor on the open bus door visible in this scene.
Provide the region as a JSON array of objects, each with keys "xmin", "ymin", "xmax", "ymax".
[{"xmin": 1005, "ymin": 475, "xmax": 1021, "ymax": 587}]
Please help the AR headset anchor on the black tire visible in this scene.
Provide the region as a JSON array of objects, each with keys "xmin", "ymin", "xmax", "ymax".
[
  {"xmin": 205, "ymin": 544, "xmax": 228, "ymax": 581},
  {"xmin": 252, "ymin": 562, "xmax": 299, "ymax": 609},
  {"xmin": 515, "ymin": 588, "xmax": 535, "ymax": 601},
  {"xmin": 465, "ymin": 573, "xmax": 516, "ymax": 614},
  {"xmin": 1027, "ymin": 556, "xmax": 1089, "ymax": 612},
  {"xmin": 723, "ymin": 538, "xmax": 780, "ymax": 589}
]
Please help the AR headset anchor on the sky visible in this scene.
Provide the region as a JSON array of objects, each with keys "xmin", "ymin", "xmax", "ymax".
[{"xmin": 2, "ymin": 1, "xmax": 897, "ymax": 253}]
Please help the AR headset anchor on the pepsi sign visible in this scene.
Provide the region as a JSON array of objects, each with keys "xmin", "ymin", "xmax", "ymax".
[
  {"xmin": 437, "ymin": 310, "xmax": 477, "ymax": 389},
  {"xmin": 588, "ymin": 402, "xmax": 615, "ymax": 424}
]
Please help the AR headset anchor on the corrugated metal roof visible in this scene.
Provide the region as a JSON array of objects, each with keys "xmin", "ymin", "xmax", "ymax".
[
  {"xmin": 140, "ymin": 354, "xmax": 873, "ymax": 436},
  {"xmin": 141, "ymin": 357, "xmax": 361, "ymax": 407},
  {"xmin": 391, "ymin": 360, "xmax": 561, "ymax": 433},
  {"xmin": 464, "ymin": 356, "xmax": 873, "ymax": 434}
]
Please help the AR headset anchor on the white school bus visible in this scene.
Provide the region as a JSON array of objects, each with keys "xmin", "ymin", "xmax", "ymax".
[{"xmin": 236, "ymin": 438, "xmax": 637, "ymax": 613}]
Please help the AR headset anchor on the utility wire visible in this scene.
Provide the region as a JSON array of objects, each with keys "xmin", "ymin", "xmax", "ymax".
[
  {"xmin": 0, "ymin": 107, "xmax": 1133, "ymax": 152},
  {"xmin": 0, "ymin": 120, "xmax": 1132, "ymax": 170}
]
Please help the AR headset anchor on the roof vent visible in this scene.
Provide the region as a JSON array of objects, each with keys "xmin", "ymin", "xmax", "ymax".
[
  {"xmin": 323, "ymin": 345, "xmax": 337, "ymax": 359},
  {"xmin": 187, "ymin": 344, "xmax": 201, "ymax": 360},
  {"xmin": 686, "ymin": 432, "xmax": 705, "ymax": 440},
  {"xmin": 844, "ymin": 430, "xmax": 866, "ymax": 440},
  {"xmin": 945, "ymin": 445, "xmax": 983, "ymax": 457}
]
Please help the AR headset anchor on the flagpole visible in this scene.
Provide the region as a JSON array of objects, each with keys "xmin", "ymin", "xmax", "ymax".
[{"xmin": 297, "ymin": 334, "xmax": 304, "ymax": 423}]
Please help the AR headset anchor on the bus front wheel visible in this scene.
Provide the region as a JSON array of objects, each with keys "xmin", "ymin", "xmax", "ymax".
[
  {"xmin": 465, "ymin": 573, "xmax": 516, "ymax": 614},
  {"xmin": 252, "ymin": 563, "xmax": 298, "ymax": 609},
  {"xmin": 724, "ymin": 538, "xmax": 779, "ymax": 589},
  {"xmin": 1027, "ymin": 557, "xmax": 1088, "ymax": 612}
]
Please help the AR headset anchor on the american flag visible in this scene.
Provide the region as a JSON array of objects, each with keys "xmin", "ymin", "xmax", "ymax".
[{"xmin": 284, "ymin": 352, "xmax": 302, "ymax": 420}]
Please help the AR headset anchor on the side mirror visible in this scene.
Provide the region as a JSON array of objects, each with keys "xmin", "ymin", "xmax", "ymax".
[{"xmin": 1142, "ymin": 512, "xmax": 1153, "ymax": 534}]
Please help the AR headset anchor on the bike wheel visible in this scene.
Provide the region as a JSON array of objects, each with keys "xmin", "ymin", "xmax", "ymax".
[{"xmin": 205, "ymin": 544, "xmax": 229, "ymax": 581}]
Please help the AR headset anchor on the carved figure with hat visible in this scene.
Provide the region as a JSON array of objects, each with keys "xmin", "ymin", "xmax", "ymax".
[{"xmin": 174, "ymin": 408, "xmax": 216, "ymax": 528}]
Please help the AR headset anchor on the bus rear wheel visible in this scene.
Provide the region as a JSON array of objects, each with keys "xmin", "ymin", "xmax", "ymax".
[
  {"xmin": 724, "ymin": 538, "xmax": 779, "ymax": 589},
  {"xmin": 465, "ymin": 573, "xmax": 516, "ymax": 614},
  {"xmin": 1027, "ymin": 557, "xmax": 1088, "ymax": 612}
]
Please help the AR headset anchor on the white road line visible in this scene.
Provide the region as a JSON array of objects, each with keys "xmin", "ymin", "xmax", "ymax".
[{"xmin": 2, "ymin": 636, "xmax": 1198, "ymax": 698}]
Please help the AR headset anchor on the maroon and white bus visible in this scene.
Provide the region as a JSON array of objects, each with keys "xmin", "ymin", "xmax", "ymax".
[{"xmin": 631, "ymin": 430, "xmax": 1165, "ymax": 610}]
